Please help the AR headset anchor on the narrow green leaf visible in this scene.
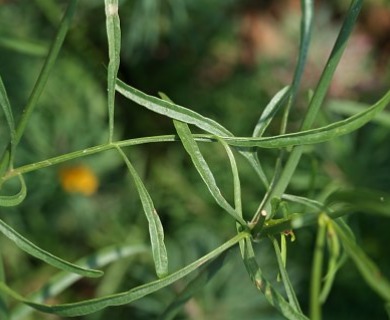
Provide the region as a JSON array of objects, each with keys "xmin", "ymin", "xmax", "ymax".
[
  {"xmin": 239, "ymin": 150, "xmax": 269, "ymax": 188},
  {"xmin": 117, "ymin": 83, "xmax": 270, "ymax": 188},
  {"xmin": 10, "ymin": 244, "xmax": 148, "ymax": 320},
  {"xmin": 270, "ymin": 236, "xmax": 302, "ymax": 313},
  {"xmin": 0, "ymin": 232, "xmax": 248, "ymax": 317},
  {"xmin": 105, "ymin": 0, "xmax": 121, "ymax": 142},
  {"xmin": 173, "ymin": 120, "xmax": 246, "ymax": 225},
  {"xmin": 221, "ymin": 89, "xmax": 390, "ymax": 148},
  {"xmin": 116, "ymin": 146, "xmax": 168, "ymax": 278},
  {"xmin": 0, "ymin": 75, "xmax": 15, "ymax": 141},
  {"xmin": 332, "ymin": 220, "xmax": 390, "ymax": 301},
  {"xmin": 290, "ymin": 0, "xmax": 313, "ymax": 98},
  {"xmin": 0, "ymin": 219, "xmax": 103, "ymax": 278},
  {"xmin": 216, "ymin": 138, "xmax": 242, "ymax": 216},
  {"xmin": 320, "ymin": 221, "xmax": 342, "ymax": 303},
  {"xmin": 253, "ymin": 86, "xmax": 290, "ymax": 138},
  {"xmin": 241, "ymin": 238, "xmax": 309, "ymax": 320},
  {"xmin": 0, "ymin": 175, "xmax": 26, "ymax": 207},
  {"xmin": 248, "ymin": 86, "xmax": 290, "ymax": 189},
  {"xmin": 0, "ymin": 75, "xmax": 15, "ymax": 173},
  {"xmin": 282, "ymin": 194, "xmax": 324, "ymax": 211},
  {"xmin": 301, "ymin": 0, "xmax": 363, "ymax": 131},
  {"xmin": 117, "ymin": 78, "xmax": 232, "ymax": 136}
]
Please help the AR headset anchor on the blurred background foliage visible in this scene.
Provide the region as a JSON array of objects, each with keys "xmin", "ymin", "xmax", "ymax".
[{"xmin": 1, "ymin": 0, "xmax": 390, "ymax": 319}]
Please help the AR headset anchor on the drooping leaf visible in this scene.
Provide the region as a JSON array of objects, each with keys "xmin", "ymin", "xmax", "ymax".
[
  {"xmin": 0, "ymin": 219, "xmax": 103, "ymax": 278},
  {"xmin": 116, "ymin": 146, "xmax": 168, "ymax": 278},
  {"xmin": 252, "ymin": 86, "xmax": 290, "ymax": 138},
  {"xmin": 173, "ymin": 120, "xmax": 246, "ymax": 225},
  {"xmin": 10, "ymin": 244, "xmax": 148, "ymax": 320},
  {"xmin": 240, "ymin": 237, "xmax": 309, "ymax": 320},
  {"xmin": 116, "ymin": 79, "xmax": 232, "ymax": 136}
]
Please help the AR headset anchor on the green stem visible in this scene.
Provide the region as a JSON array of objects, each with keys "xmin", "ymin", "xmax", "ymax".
[
  {"xmin": 14, "ymin": 0, "xmax": 78, "ymax": 146},
  {"xmin": 0, "ymin": 253, "xmax": 9, "ymax": 319},
  {"xmin": 310, "ymin": 214, "xmax": 327, "ymax": 320}
]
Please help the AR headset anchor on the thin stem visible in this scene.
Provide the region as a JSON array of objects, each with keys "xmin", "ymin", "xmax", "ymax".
[
  {"xmin": 1, "ymin": 135, "xmax": 215, "ymax": 181},
  {"xmin": 310, "ymin": 214, "xmax": 327, "ymax": 320},
  {"xmin": 14, "ymin": 0, "xmax": 78, "ymax": 146}
]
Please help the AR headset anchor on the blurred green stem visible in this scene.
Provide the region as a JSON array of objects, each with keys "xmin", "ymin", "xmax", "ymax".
[
  {"xmin": 0, "ymin": 254, "xmax": 9, "ymax": 319},
  {"xmin": 310, "ymin": 214, "xmax": 327, "ymax": 320},
  {"xmin": 0, "ymin": 0, "xmax": 78, "ymax": 170}
]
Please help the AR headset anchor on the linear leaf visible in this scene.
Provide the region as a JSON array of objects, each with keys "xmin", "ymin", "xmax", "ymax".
[
  {"xmin": 270, "ymin": 236, "xmax": 302, "ymax": 313},
  {"xmin": 159, "ymin": 92, "xmax": 242, "ymax": 221},
  {"xmin": 0, "ymin": 219, "xmax": 102, "ymax": 278},
  {"xmin": 241, "ymin": 238, "xmax": 309, "ymax": 320},
  {"xmin": 10, "ymin": 244, "xmax": 148, "ymax": 320},
  {"xmin": 217, "ymin": 139, "xmax": 242, "ymax": 216},
  {"xmin": 0, "ymin": 75, "xmax": 15, "ymax": 142},
  {"xmin": 173, "ymin": 120, "xmax": 246, "ymax": 225},
  {"xmin": 301, "ymin": 0, "xmax": 363, "ymax": 131},
  {"xmin": 0, "ymin": 175, "xmax": 26, "ymax": 207},
  {"xmin": 253, "ymin": 86, "xmax": 290, "ymax": 137},
  {"xmin": 320, "ymin": 221, "xmax": 343, "ymax": 303},
  {"xmin": 105, "ymin": 0, "xmax": 121, "ymax": 142},
  {"xmin": 117, "ymin": 83, "xmax": 271, "ymax": 187},
  {"xmin": 332, "ymin": 220, "xmax": 390, "ymax": 301},
  {"xmin": 290, "ymin": 0, "xmax": 313, "ymax": 98},
  {"xmin": 0, "ymin": 232, "xmax": 248, "ymax": 317},
  {"xmin": 116, "ymin": 78, "xmax": 232, "ymax": 136},
  {"xmin": 221, "ymin": 89, "xmax": 390, "ymax": 148},
  {"xmin": 116, "ymin": 147, "xmax": 168, "ymax": 278}
]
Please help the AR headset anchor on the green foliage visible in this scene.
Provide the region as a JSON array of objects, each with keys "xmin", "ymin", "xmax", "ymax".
[{"xmin": 1, "ymin": 0, "xmax": 390, "ymax": 319}]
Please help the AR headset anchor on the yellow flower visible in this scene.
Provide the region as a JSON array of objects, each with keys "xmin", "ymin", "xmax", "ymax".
[{"xmin": 59, "ymin": 165, "xmax": 99, "ymax": 196}]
